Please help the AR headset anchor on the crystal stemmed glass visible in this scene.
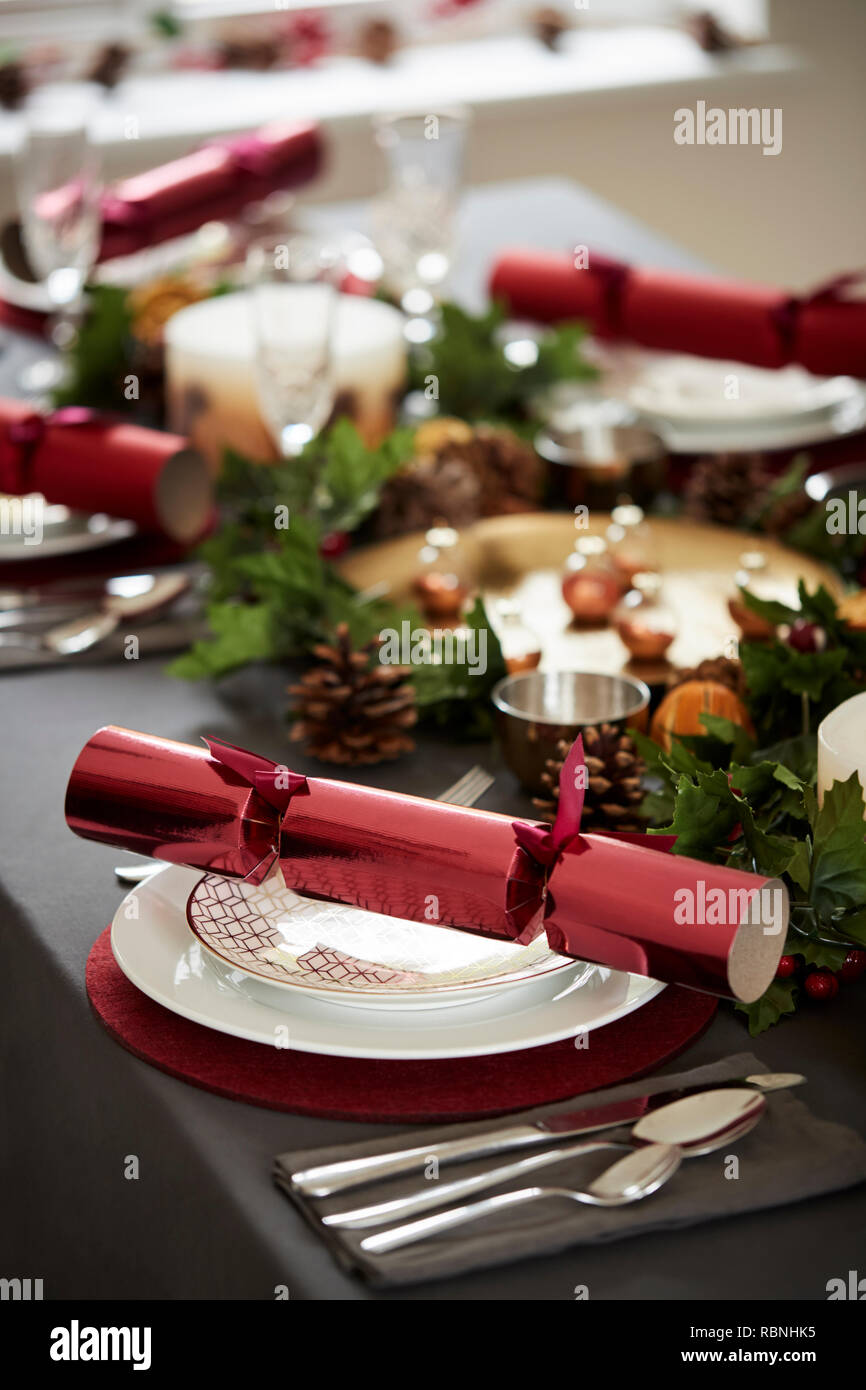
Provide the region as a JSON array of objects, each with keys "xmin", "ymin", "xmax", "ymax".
[
  {"xmin": 13, "ymin": 84, "xmax": 102, "ymax": 395},
  {"xmin": 247, "ymin": 234, "xmax": 340, "ymax": 458},
  {"xmin": 371, "ymin": 108, "xmax": 469, "ymax": 343}
]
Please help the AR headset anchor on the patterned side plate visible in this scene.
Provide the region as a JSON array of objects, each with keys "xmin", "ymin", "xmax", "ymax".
[{"xmin": 186, "ymin": 872, "xmax": 579, "ymax": 1011}]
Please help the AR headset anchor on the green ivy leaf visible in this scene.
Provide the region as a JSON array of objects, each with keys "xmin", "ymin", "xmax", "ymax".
[
  {"xmin": 734, "ymin": 978, "xmax": 799, "ymax": 1035},
  {"xmin": 408, "ymin": 301, "xmax": 597, "ymax": 420},
  {"xmin": 789, "ymin": 936, "xmax": 848, "ymax": 971},
  {"xmin": 810, "ymin": 773, "xmax": 866, "ymax": 916},
  {"xmin": 167, "ymin": 602, "xmax": 277, "ymax": 679},
  {"xmin": 651, "ymin": 770, "xmax": 740, "ymax": 859}
]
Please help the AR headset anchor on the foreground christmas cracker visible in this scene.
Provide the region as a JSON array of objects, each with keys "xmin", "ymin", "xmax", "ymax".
[{"xmin": 65, "ymin": 726, "xmax": 789, "ymax": 1002}]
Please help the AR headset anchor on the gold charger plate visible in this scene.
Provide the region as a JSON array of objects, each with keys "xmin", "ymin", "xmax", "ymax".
[{"xmin": 338, "ymin": 513, "xmax": 842, "ymax": 683}]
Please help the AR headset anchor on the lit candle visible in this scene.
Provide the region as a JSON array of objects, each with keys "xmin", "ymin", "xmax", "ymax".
[
  {"xmin": 817, "ymin": 692, "xmax": 866, "ymax": 813},
  {"xmin": 165, "ymin": 291, "xmax": 407, "ymax": 469}
]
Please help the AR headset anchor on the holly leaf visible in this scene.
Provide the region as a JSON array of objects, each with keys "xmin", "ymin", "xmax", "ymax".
[
  {"xmin": 834, "ymin": 909, "xmax": 866, "ymax": 946},
  {"xmin": 785, "ymin": 840, "xmax": 812, "ymax": 893},
  {"xmin": 737, "ymin": 587, "xmax": 797, "ymax": 627},
  {"xmin": 788, "ymin": 935, "xmax": 848, "ymax": 971},
  {"xmin": 409, "ymin": 300, "xmax": 597, "ymax": 420},
  {"xmin": 755, "ymin": 733, "xmax": 818, "ymax": 785},
  {"xmin": 734, "ymin": 978, "xmax": 799, "ymax": 1035},
  {"xmin": 167, "ymin": 601, "xmax": 278, "ymax": 679},
  {"xmin": 810, "ymin": 773, "xmax": 866, "ymax": 915},
  {"xmin": 409, "ymin": 597, "xmax": 506, "ymax": 736},
  {"xmin": 314, "ymin": 419, "xmax": 415, "ymax": 534},
  {"xmin": 650, "ymin": 770, "xmax": 740, "ymax": 859},
  {"xmin": 691, "ymin": 711, "xmax": 756, "ymax": 765},
  {"xmin": 52, "ymin": 285, "xmax": 134, "ymax": 410}
]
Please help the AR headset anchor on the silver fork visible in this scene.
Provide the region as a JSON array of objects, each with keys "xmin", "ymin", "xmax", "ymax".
[
  {"xmin": 327, "ymin": 1110, "xmax": 760, "ymax": 1234},
  {"xmin": 436, "ymin": 764, "xmax": 495, "ymax": 808},
  {"xmin": 114, "ymin": 763, "xmax": 495, "ymax": 883},
  {"xmin": 359, "ymin": 1143, "xmax": 684, "ymax": 1255}
]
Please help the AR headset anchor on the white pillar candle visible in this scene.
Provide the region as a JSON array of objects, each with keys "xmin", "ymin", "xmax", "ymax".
[
  {"xmin": 164, "ymin": 291, "xmax": 407, "ymax": 470},
  {"xmin": 817, "ymin": 691, "xmax": 866, "ymax": 813}
]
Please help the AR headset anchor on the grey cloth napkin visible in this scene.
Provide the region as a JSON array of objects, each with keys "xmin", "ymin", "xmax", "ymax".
[{"xmin": 273, "ymin": 1052, "xmax": 866, "ymax": 1287}]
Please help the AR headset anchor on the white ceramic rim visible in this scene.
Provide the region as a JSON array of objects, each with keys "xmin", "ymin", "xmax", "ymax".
[
  {"xmin": 0, "ymin": 510, "xmax": 135, "ymax": 561},
  {"xmin": 110, "ymin": 865, "xmax": 666, "ymax": 1059}
]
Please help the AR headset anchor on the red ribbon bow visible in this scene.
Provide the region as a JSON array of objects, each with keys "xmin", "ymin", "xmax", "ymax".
[
  {"xmin": 771, "ymin": 268, "xmax": 866, "ymax": 350},
  {"xmin": 0, "ymin": 406, "xmax": 95, "ymax": 495},
  {"xmin": 204, "ymin": 736, "xmax": 308, "ymax": 883},
  {"xmin": 505, "ymin": 736, "xmax": 588, "ymax": 943}
]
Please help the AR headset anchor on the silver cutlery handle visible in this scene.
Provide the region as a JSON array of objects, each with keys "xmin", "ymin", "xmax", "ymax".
[
  {"xmin": 324, "ymin": 1139, "xmax": 622, "ymax": 1229},
  {"xmin": 360, "ymin": 1186, "xmax": 547, "ymax": 1254},
  {"xmin": 291, "ymin": 1124, "xmax": 545, "ymax": 1197}
]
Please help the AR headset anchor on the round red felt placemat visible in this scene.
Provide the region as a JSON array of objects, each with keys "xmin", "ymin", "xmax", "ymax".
[{"xmin": 86, "ymin": 927, "xmax": 717, "ymax": 1123}]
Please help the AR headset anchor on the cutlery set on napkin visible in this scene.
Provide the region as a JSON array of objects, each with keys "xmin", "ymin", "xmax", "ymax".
[
  {"xmin": 0, "ymin": 568, "xmax": 206, "ymax": 668},
  {"xmin": 275, "ymin": 1055, "xmax": 866, "ymax": 1285}
]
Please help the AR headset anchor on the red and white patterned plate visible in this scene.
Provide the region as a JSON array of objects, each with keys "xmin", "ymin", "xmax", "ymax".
[{"xmin": 186, "ymin": 871, "xmax": 577, "ymax": 1011}]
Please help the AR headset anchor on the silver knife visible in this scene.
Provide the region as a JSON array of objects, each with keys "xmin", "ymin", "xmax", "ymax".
[{"xmin": 290, "ymin": 1072, "xmax": 804, "ymax": 1198}]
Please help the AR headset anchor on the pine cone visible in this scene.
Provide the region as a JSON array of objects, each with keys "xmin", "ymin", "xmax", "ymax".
[
  {"xmin": 531, "ymin": 7, "xmax": 569, "ymax": 49},
  {"xmin": 0, "ymin": 61, "xmax": 28, "ymax": 111},
  {"xmin": 670, "ymin": 655, "xmax": 746, "ymax": 698},
  {"xmin": 87, "ymin": 42, "xmax": 131, "ymax": 89},
  {"xmin": 685, "ymin": 11, "xmax": 743, "ymax": 52},
  {"xmin": 762, "ymin": 488, "xmax": 814, "ymax": 538},
  {"xmin": 357, "ymin": 19, "xmax": 399, "ymax": 64},
  {"xmin": 374, "ymin": 453, "xmax": 481, "ymax": 539},
  {"xmin": 685, "ymin": 452, "xmax": 769, "ymax": 527},
  {"xmin": 532, "ymin": 726, "xmax": 647, "ymax": 832},
  {"xmin": 437, "ymin": 425, "xmax": 545, "ymax": 515},
  {"xmin": 288, "ymin": 622, "xmax": 417, "ymax": 766},
  {"xmin": 219, "ymin": 38, "xmax": 281, "ymax": 70}
]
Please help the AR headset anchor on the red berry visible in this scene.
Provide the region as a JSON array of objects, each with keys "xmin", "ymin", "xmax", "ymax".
[
  {"xmin": 786, "ymin": 619, "xmax": 825, "ymax": 653},
  {"xmin": 776, "ymin": 955, "xmax": 797, "ymax": 979},
  {"xmin": 839, "ymin": 949, "xmax": 866, "ymax": 983},
  {"xmin": 319, "ymin": 531, "xmax": 350, "ymax": 559},
  {"xmin": 804, "ymin": 969, "xmax": 839, "ymax": 1001}
]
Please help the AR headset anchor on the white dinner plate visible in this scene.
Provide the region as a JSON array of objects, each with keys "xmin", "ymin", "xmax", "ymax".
[
  {"xmin": 629, "ymin": 357, "xmax": 860, "ymax": 423},
  {"xmin": 186, "ymin": 870, "xmax": 574, "ymax": 1010},
  {"xmin": 111, "ymin": 865, "xmax": 666, "ymax": 1059},
  {"xmin": 628, "ymin": 357, "xmax": 866, "ymax": 452},
  {"xmin": 0, "ymin": 502, "xmax": 135, "ymax": 561}
]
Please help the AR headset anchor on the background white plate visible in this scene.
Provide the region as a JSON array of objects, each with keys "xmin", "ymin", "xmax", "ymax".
[
  {"xmin": 111, "ymin": 865, "xmax": 665, "ymax": 1059},
  {"xmin": 0, "ymin": 504, "xmax": 135, "ymax": 561}
]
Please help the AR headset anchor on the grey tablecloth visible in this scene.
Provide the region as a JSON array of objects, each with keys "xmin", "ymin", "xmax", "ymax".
[{"xmin": 2, "ymin": 181, "xmax": 865, "ymax": 1301}]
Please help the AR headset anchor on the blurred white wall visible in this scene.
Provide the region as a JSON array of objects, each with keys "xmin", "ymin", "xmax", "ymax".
[{"xmin": 0, "ymin": 0, "xmax": 862, "ymax": 287}]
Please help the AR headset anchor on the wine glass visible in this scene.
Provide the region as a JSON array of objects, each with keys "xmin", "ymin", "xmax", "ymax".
[
  {"xmin": 13, "ymin": 84, "xmax": 102, "ymax": 395},
  {"xmin": 371, "ymin": 108, "xmax": 469, "ymax": 342},
  {"xmin": 247, "ymin": 235, "xmax": 339, "ymax": 457}
]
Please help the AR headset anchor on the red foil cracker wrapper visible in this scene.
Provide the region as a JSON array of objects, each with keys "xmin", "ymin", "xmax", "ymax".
[
  {"xmin": 489, "ymin": 248, "xmax": 866, "ymax": 378},
  {"xmin": 0, "ymin": 399, "xmax": 212, "ymax": 543},
  {"xmin": 36, "ymin": 123, "xmax": 323, "ymax": 264},
  {"xmin": 65, "ymin": 727, "xmax": 788, "ymax": 1002}
]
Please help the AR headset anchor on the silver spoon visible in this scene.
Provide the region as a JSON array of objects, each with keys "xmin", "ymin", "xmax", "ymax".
[
  {"xmin": 0, "ymin": 571, "xmax": 190, "ymax": 656},
  {"xmin": 330, "ymin": 1089, "xmax": 766, "ymax": 1233},
  {"xmin": 44, "ymin": 571, "xmax": 191, "ymax": 655},
  {"xmin": 359, "ymin": 1142, "xmax": 683, "ymax": 1256}
]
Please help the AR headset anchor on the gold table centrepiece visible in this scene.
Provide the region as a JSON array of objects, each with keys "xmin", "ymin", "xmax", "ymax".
[{"xmin": 337, "ymin": 513, "xmax": 842, "ymax": 686}]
